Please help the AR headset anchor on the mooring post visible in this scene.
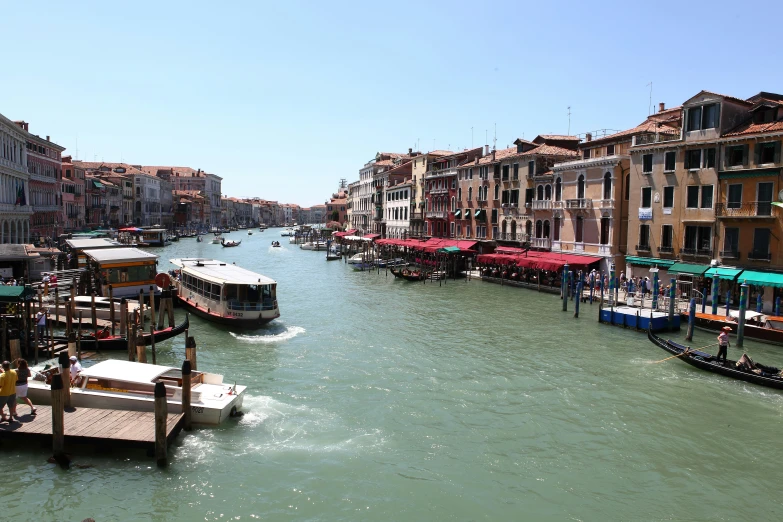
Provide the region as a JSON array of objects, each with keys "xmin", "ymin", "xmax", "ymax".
[
  {"xmin": 58, "ymin": 351, "xmax": 72, "ymax": 409},
  {"xmin": 167, "ymin": 293, "xmax": 175, "ymax": 327},
  {"xmin": 157, "ymin": 290, "xmax": 166, "ymax": 330},
  {"xmin": 609, "ymin": 264, "xmax": 616, "ymax": 307},
  {"xmin": 737, "ymin": 281, "xmax": 748, "ymax": 348},
  {"xmin": 668, "ymin": 278, "xmax": 676, "ymax": 331},
  {"xmin": 561, "ymin": 263, "xmax": 569, "ymax": 312},
  {"xmin": 574, "ymin": 278, "xmax": 582, "ymax": 318},
  {"xmin": 150, "ymin": 323, "xmax": 156, "ymax": 365},
  {"xmin": 726, "ymin": 290, "xmax": 731, "ymax": 318},
  {"xmin": 138, "ymin": 289, "xmax": 145, "ymax": 326},
  {"xmin": 9, "ymin": 338, "xmax": 20, "ymax": 364},
  {"xmin": 54, "ymin": 287, "xmax": 60, "ymax": 331},
  {"xmin": 129, "ymin": 313, "xmax": 137, "ymax": 362},
  {"xmin": 136, "ymin": 328, "xmax": 147, "ymax": 363},
  {"xmin": 154, "ymin": 381, "xmax": 168, "ymax": 467},
  {"xmin": 652, "ymin": 270, "xmax": 659, "ymax": 311},
  {"xmin": 77, "ymin": 311, "xmax": 82, "ymax": 362},
  {"xmin": 109, "ymin": 285, "xmax": 115, "ymax": 337},
  {"xmin": 50, "ymin": 373, "xmax": 68, "ymax": 469},
  {"xmin": 67, "ymin": 331, "xmax": 76, "ymax": 359},
  {"xmin": 70, "ymin": 285, "xmax": 76, "ymax": 317},
  {"xmin": 711, "ymin": 274, "xmax": 719, "ymax": 315},
  {"xmin": 149, "ymin": 285, "xmax": 156, "ymax": 332},
  {"xmin": 686, "ymin": 298, "xmax": 696, "ymax": 341},
  {"xmin": 186, "ymin": 336, "xmax": 197, "ymax": 371},
  {"xmin": 182, "ymin": 360, "xmax": 192, "ymax": 431},
  {"xmin": 90, "ymin": 292, "xmax": 97, "ymax": 336}
]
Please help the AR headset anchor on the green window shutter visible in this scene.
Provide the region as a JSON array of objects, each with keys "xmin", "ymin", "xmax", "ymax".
[
  {"xmin": 743, "ymin": 144, "xmax": 750, "ymax": 166},
  {"xmin": 774, "ymin": 141, "xmax": 782, "ymax": 164}
]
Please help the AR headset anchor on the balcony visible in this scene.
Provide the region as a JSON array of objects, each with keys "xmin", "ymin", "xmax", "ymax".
[
  {"xmin": 598, "ymin": 199, "xmax": 614, "ymax": 209},
  {"xmin": 410, "ymin": 211, "xmax": 424, "ymax": 221},
  {"xmin": 566, "ymin": 199, "xmax": 592, "ymax": 210},
  {"xmin": 426, "ymin": 211, "xmax": 447, "ymax": 219},
  {"xmin": 426, "ymin": 168, "xmax": 458, "ymax": 179},
  {"xmin": 498, "ymin": 233, "xmax": 529, "ymax": 242},
  {"xmin": 531, "ymin": 200, "xmax": 552, "ymax": 210},
  {"xmin": 429, "ymin": 187, "xmax": 449, "ymax": 195},
  {"xmin": 658, "ymin": 246, "xmax": 674, "ymax": 254},
  {"xmin": 748, "ymin": 250, "xmax": 771, "ymax": 261},
  {"xmin": 632, "ymin": 130, "xmax": 682, "ymax": 146},
  {"xmin": 716, "ymin": 202, "xmax": 775, "ymax": 218},
  {"xmin": 636, "ymin": 244, "xmax": 652, "ymax": 252},
  {"xmin": 681, "ymin": 247, "xmax": 712, "ymax": 258},
  {"xmin": 531, "ymin": 237, "xmax": 551, "ymax": 249},
  {"xmin": 720, "ymin": 249, "xmax": 740, "ymax": 260}
]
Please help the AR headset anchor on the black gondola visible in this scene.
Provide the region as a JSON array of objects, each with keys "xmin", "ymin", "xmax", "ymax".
[
  {"xmin": 390, "ymin": 267, "xmax": 425, "ymax": 281},
  {"xmin": 647, "ymin": 326, "xmax": 783, "ymax": 390},
  {"xmin": 52, "ymin": 314, "xmax": 189, "ymax": 351}
]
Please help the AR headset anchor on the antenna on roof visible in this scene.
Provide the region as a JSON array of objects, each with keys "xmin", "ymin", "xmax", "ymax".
[
  {"xmin": 493, "ymin": 123, "xmax": 497, "ymax": 152},
  {"xmin": 567, "ymin": 106, "xmax": 571, "ymax": 135},
  {"xmin": 647, "ymin": 81, "xmax": 653, "ymax": 115},
  {"xmin": 471, "ymin": 126, "xmax": 473, "ymax": 148},
  {"xmin": 75, "ymin": 134, "xmax": 78, "ymax": 161}
]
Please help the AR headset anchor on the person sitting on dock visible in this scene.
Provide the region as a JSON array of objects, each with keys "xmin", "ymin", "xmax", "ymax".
[
  {"xmin": 0, "ymin": 361, "xmax": 18, "ymax": 422},
  {"xmin": 69, "ymin": 356, "xmax": 83, "ymax": 385},
  {"xmin": 716, "ymin": 326, "xmax": 731, "ymax": 364}
]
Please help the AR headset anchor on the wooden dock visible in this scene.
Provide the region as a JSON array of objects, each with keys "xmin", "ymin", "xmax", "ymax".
[{"xmin": 0, "ymin": 406, "xmax": 184, "ymax": 450}]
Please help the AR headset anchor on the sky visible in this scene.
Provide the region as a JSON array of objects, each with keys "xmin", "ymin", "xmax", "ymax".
[{"xmin": 3, "ymin": 0, "xmax": 783, "ymax": 206}]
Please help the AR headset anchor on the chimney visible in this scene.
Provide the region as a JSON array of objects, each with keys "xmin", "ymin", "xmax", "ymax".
[
  {"xmin": 659, "ymin": 102, "xmax": 665, "ymax": 113},
  {"xmin": 46, "ymin": 135, "xmax": 50, "ymax": 142},
  {"xmin": 408, "ymin": 148, "xmax": 412, "ymax": 155},
  {"xmin": 586, "ymin": 132, "xmax": 592, "ymax": 142},
  {"xmin": 491, "ymin": 150, "xmax": 496, "ymax": 162},
  {"xmin": 484, "ymin": 144, "xmax": 489, "ymax": 156}
]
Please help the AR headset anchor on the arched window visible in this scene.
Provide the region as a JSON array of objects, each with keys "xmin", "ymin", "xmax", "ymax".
[
  {"xmin": 502, "ymin": 220, "xmax": 507, "ymax": 236},
  {"xmin": 511, "ymin": 220, "xmax": 517, "ymax": 236},
  {"xmin": 427, "ymin": 199, "xmax": 431, "ymax": 211},
  {"xmin": 494, "ymin": 184, "xmax": 499, "ymax": 200},
  {"xmin": 575, "ymin": 216, "xmax": 584, "ymax": 242},
  {"xmin": 535, "ymin": 219, "xmax": 543, "ymax": 238},
  {"xmin": 553, "ymin": 217, "xmax": 560, "ymax": 241},
  {"xmin": 577, "ymin": 175, "xmax": 585, "ymax": 199},
  {"xmin": 555, "ymin": 178, "xmax": 562, "ymax": 201},
  {"xmin": 600, "ymin": 216, "xmax": 610, "ymax": 245},
  {"xmin": 537, "ymin": 185, "xmax": 544, "ymax": 200},
  {"xmin": 603, "ymin": 172, "xmax": 612, "ymax": 200},
  {"xmin": 451, "ymin": 196, "xmax": 455, "ymax": 212},
  {"xmin": 545, "ymin": 185, "xmax": 552, "ymax": 200},
  {"xmin": 543, "ymin": 220, "xmax": 550, "ymax": 238},
  {"xmin": 525, "ymin": 220, "xmax": 532, "ymax": 236},
  {"xmin": 624, "ymin": 173, "xmax": 630, "ymax": 200}
]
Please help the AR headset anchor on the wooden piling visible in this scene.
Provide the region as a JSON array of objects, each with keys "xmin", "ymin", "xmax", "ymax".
[
  {"xmin": 54, "ymin": 287, "xmax": 60, "ymax": 331},
  {"xmin": 91, "ymin": 292, "xmax": 97, "ymax": 336},
  {"xmin": 129, "ymin": 313, "xmax": 137, "ymax": 362},
  {"xmin": 119, "ymin": 298, "xmax": 127, "ymax": 337},
  {"xmin": 182, "ymin": 360, "xmax": 192, "ymax": 431},
  {"xmin": 139, "ymin": 289, "xmax": 145, "ymax": 326},
  {"xmin": 167, "ymin": 294, "xmax": 174, "ymax": 328},
  {"xmin": 149, "ymin": 285, "xmax": 156, "ymax": 333},
  {"xmin": 77, "ymin": 311, "xmax": 83, "ymax": 361},
  {"xmin": 185, "ymin": 336, "xmax": 197, "ymax": 371},
  {"xmin": 49, "ymin": 315, "xmax": 54, "ymax": 359},
  {"xmin": 70, "ymin": 285, "xmax": 76, "ymax": 317},
  {"xmin": 150, "ymin": 323, "xmax": 156, "ymax": 365},
  {"xmin": 154, "ymin": 381, "xmax": 168, "ymax": 467},
  {"xmin": 9, "ymin": 339, "xmax": 20, "ymax": 363},
  {"xmin": 58, "ymin": 352, "xmax": 72, "ymax": 409},
  {"xmin": 109, "ymin": 285, "xmax": 115, "ymax": 337},
  {"xmin": 67, "ymin": 331, "xmax": 76, "ymax": 358},
  {"xmin": 136, "ymin": 331, "xmax": 147, "ymax": 363},
  {"xmin": 157, "ymin": 290, "xmax": 166, "ymax": 329},
  {"xmin": 50, "ymin": 373, "xmax": 68, "ymax": 469}
]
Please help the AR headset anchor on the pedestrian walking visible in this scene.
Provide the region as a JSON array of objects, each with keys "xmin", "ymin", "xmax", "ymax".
[
  {"xmin": 0, "ymin": 360, "xmax": 18, "ymax": 421},
  {"xmin": 14, "ymin": 359, "xmax": 35, "ymax": 415}
]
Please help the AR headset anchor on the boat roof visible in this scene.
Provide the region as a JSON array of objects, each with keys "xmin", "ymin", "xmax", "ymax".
[
  {"xmin": 65, "ymin": 238, "xmax": 122, "ymax": 250},
  {"xmin": 170, "ymin": 258, "xmax": 277, "ymax": 285},
  {"xmin": 84, "ymin": 247, "xmax": 159, "ymax": 264},
  {"xmin": 142, "ymin": 228, "xmax": 167, "ymax": 233},
  {"xmin": 729, "ymin": 310, "xmax": 764, "ymax": 320},
  {"xmin": 79, "ymin": 359, "xmax": 173, "ymax": 383}
]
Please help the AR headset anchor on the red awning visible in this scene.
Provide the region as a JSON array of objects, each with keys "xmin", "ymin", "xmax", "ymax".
[
  {"xmin": 496, "ymin": 246, "xmax": 526, "ymax": 254},
  {"xmin": 363, "ymin": 233, "xmax": 380, "ymax": 240},
  {"xmin": 333, "ymin": 229, "xmax": 358, "ymax": 238}
]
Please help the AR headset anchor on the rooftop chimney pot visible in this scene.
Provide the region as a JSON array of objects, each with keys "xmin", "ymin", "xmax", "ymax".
[
  {"xmin": 659, "ymin": 102, "xmax": 665, "ymax": 112},
  {"xmin": 484, "ymin": 145, "xmax": 489, "ymax": 156},
  {"xmin": 586, "ymin": 133, "xmax": 592, "ymax": 142}
]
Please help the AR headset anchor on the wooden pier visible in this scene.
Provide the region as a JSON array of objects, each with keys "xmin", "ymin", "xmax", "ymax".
[{"xmin": 0, "ymin": 405, "xmax": 184, "ymax": 450}]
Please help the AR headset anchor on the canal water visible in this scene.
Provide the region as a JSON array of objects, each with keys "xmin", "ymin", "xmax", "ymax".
[{"xmin": 3, "ymin": 230, "xmax": 783, "ymax": 520}]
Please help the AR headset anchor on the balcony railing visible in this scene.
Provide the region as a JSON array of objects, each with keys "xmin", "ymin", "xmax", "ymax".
[
  {"xmin": 681, "ymin": 247, "xmax": 712, "ymax": 257},
  {"xmin": 566, "ymin": 198, "xmax": 592, "ymax": 210},
  {"xmin": 498, "ymin": 233, "xmax": 529, "ymax": 242},
  {"xmin": 410, "ymin": 211, "xmax": 424, "ymax": 221},
  {"xmin": 636, "ymin": 244, "xmax": 652, "ymax": 252},
  {"xmin": 720, "ymin": 249, "xmax": 740, "ymax": 260},
  {"xmin": 531, "ymin": 200, "xmax": 552, "ymax": 210},
  {"xmin": 632, "ymin": 130, "xmax": 682, "ymax": 146},
  {"xmin": 748, "ymin": 250, "xmax": 771, "ymax": 261},
  {"xmin": 531, "ymin": 237, "xmax": 551, "ymax": 249},
  {"xmin": 598, "ymin": 199, "xmax": 614, "ymax": 209},
  {"xmin": 429, "ymin": 187, "xmax": 449, "ymax": 195},
  {"xmin": 716, "ymin": 202, "xmax": 774, "ymax": 218},
  {"xmin": 426, "ymin": 211, "xmax": 447, "ymax": 219},
  {"xmin": 658, "ymin": 246, "xmax": 674, "ymax": 254}
]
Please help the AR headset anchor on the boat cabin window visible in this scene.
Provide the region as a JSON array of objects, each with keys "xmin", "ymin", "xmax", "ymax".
[
  {"xmin": 106, "ymin": 264, "xmax": 156, "ymax": 284},
  {"xmin": 225, "ymin": 283, "xmax": 277, "ymax": 311},
  {"xmin": 181, "ymin": 272, "xmax": 222, "ymax": 301}
]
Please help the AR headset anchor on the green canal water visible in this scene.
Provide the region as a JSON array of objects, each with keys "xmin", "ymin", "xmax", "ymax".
[{"xmin": 3, "ymin": 230, "xmax": 783, "ymax": 521}]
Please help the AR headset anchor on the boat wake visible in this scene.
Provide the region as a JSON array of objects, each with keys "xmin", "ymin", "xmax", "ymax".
[{"xmin": 230, "ymin": 325, "xmax": 305, "ymax": 343}]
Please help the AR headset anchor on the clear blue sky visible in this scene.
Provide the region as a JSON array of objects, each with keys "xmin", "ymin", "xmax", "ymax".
[{"xmin": 4, "ymin": 0, "xmax": 782, "ymax": 206}]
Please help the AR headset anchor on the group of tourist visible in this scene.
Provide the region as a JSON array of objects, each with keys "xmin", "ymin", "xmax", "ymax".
[{"xmin": 0, "ymin": 356, "xmax": 82, "ymax": 422}]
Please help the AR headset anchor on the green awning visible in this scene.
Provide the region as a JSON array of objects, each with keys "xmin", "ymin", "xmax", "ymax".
[
  {"xmin": 704, "ymin": 267, "xmax": 743, "ymax": 281},
  {"xmin": 625, "ymin": 256, "xmax": 676, "ymax": 268},
  {"xmin": 92, "ymin": 180, "xmax": 104, "ymax": 188},
  {"xmin": 454, "ymin": 210, "xmax": 462, "ymax": 218},
  {"xmin": 737, "ymin": 270, "xmax": 783, "ymax": 288},
  {"xmin": 0, "ymin": 286, "xmax": 36, "ymax": 303},
  {"xmin": 437, "ymin": 246, "xmax": 461, "ymax": 254},
  {"xmin": 668, "ymin": 262, "xmax": 710, "ymax": 276}
]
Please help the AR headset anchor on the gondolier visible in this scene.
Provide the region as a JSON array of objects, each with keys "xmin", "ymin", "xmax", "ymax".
[{"xmin": 716, "ymin": 326, "xmax": 731, "ymax": 364}]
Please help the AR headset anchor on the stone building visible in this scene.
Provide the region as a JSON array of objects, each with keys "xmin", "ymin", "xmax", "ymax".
[
  {"xmin": 0, "ymin": 113, "xmax": 32, "ymax": 243},
  {"xmin": 19, "ymin": 122, "xmax": 65, "ymax": 241}
]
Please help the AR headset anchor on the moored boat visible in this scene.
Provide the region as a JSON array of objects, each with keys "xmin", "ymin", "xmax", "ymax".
[
  {"xmin": 390, "ymin": 266, "xmax": 425, "ymax": 281},
  {"xmin": 52, "ymin": 314, "xmax": 189, "ymax": 350},
  {"xmin": 647, "ymin": 326, "xmax": 783, "ymax": 390},
  {"xmin": 29, "ymin": 359, "xmax": 245, "ymax": 425},
  {"xmin": 171, "ymin": 258, "xmax": 280, "ymax": 328},
  {"xmin": 685, "ymin": 311, "xmax": 783, "ymax": 346}
]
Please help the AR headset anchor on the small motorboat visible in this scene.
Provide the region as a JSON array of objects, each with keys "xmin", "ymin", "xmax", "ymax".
[
  {"xmin": 248, "ymin": 231, "xmax": 253, "ymax": 235},
  {"xmin": 29, "ymin": 358, "xmax": 245, "ymax": 425},
  {"xmin": 271, "ymin": 241, "xmax": 281, "ymax": 248},
  {"xmin": 212, "ymin": 235, "xmax": 222, "ymax": 244},
  {"xmin": 221, "ymin": 239, "xmax": 241, "ymax": 247},
  {"xmin": 347, "ymin": 253, "xmax": 371, "ymax": 264},
  {"xmin": 326, "ymin": 252, "xmax": 341, "ymax": 261},
  {"xmin": 197, "ymin": 235, "xmax": 203, "ymax": 243}
]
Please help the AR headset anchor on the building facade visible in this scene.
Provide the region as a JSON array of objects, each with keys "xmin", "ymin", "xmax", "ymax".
[
  {"xmin": 21, "ymin": 123, "xmax": 65, "ymax": 241},
  {"xmin": 0, "ymin": 113, "xmax": 32, "ymax": 243}
]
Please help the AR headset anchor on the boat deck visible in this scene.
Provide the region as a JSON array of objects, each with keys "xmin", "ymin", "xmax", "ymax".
[{"xmin": 0, "ymin": 405, "xmax": 184, "ymax": 449}]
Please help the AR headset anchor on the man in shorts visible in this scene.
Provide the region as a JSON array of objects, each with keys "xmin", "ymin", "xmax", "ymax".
[{"xmin": 0, "ymin": 360, "xmax": 18, "ymax": 422}]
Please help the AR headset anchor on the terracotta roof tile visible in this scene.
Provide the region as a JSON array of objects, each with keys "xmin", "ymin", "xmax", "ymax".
[
  {"xmin": 536, "ymin": 135, "xmax": 580, "ymax": 141},
  {"xmin": 724, "ymin": 119, "xmax": 783, "ymax": 137},
  {"xmin": 519, "ymin": 144, "xmax": 580, "ymax": 158}
]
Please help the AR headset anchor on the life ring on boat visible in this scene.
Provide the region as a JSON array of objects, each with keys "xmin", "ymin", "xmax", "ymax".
[{"xmin": 155, "ymin": 272, "xmax": 171, "ymax": 289}]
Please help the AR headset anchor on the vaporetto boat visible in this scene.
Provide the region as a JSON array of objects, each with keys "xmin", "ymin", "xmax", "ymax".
[
  {"xmin": 29, "ymin": 359, "xmax": 246, "ymax": 425},
  {"xmin": 170, "ymin": 258, "xmax": 280, "ymax": 328}
]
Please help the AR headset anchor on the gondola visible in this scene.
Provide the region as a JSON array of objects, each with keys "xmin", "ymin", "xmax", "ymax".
[
  {"xmin": 52, "ymin": 314, "xmax": 189, "ymax": 351},
  {"xmin": 221, "ymin": 239, "xmax": 241, "ymax": 247},
  {"xmin": 647, "ymin": 326, "xmax": 783, "ymax": 390},
  {"xmin": 389, "ymin": 267, "xmax": 425, "ymax": 281}
]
